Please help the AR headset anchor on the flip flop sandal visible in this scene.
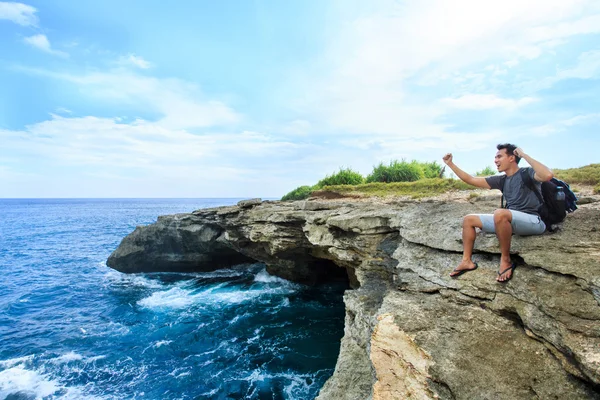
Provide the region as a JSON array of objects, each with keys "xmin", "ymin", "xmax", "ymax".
[
  {"xmin": 497, "ymin": 263, "xmax": 516, "ymax": 283},
  {"xmin": 450, "ymin": 262, "xmax": 478, "ymax": 278}
]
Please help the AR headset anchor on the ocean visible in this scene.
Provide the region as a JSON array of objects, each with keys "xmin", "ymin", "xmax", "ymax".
[{"xmin": 0, "ymin": 199, "xmax": 346, "ymax": 399}]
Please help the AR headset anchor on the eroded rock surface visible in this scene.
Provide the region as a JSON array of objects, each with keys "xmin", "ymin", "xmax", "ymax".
[{"xmin": 107, "ymin": 196, "xmax": 600, "ymax": 399}]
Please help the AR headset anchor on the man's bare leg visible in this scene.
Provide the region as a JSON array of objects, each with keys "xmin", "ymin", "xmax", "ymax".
[
  {"xmin": 449, "ymin": 215, "xmax": 482, "ymax": 276},
  {"xmin": 494, "ymin": 209, "xmax": 514, "ymax": 282}
]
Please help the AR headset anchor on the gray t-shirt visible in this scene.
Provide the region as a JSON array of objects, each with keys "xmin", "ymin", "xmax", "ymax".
[{"xmin": 485, "ymin": 167, "xmax": 542, "ymax": 216}]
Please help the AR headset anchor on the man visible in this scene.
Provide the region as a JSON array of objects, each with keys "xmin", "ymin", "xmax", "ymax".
[{"xmin": 442, "ymin": 144, "xmax": 554, "ymax": 282}]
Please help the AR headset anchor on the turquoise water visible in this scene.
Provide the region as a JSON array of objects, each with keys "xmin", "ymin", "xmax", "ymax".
[{"xmin": 0, "ymin": 199, "xmax": 346, "ymax": 399}]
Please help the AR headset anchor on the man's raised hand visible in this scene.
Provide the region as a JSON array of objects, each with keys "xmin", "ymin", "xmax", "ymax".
[
  {"xmin": 514, "ymin": 147, "xmax": 527, "ymax": 159},
  {"xmin": 442, "ymin": 153, "xmax": 453, "ymax": 165}
]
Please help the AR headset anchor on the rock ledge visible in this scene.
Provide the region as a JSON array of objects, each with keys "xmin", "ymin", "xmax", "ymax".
[{"xmin": 107, "ymin": 196, "xmax": 600, "ymax": 399}]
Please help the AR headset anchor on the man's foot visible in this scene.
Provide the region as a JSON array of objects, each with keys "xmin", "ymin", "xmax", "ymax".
[
  {"xmin": 497, "ymin": 262, "xmax": 516, "ymax": 283},
  {"xmin": 450, "ymin": 260, "xmax": 478, "ymax": 278}
]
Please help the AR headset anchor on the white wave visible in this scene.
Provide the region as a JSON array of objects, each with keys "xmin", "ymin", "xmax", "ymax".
[
  {"xmin": 193, "ymin": 269, "xmax": 247, "ymax": 278},
  {"xmin": 138, "ymin": 287, "xmax": 195, "ymax": 309},
  {"xmin": 103, "ymin": 270, "xmax": 164, "ymax": 289},
  {"xmin": 49, "ymin": 352, "xmax": 106, "ymax": 365},
  {"xmin": 153, "ymin": 340, "xmax": 172, "ymax": 348},
  {"xmin": 0, "ymin": 355, "xmax": 34, "ymax": 369},
  {"xmin": 197, "ymin": 359, "xmax": 214, "ymax": 368},
  {"xmin": 138, "ymin": 282, "xmax": 261, "ymax": 310},
  {"xmin": 87, "ymin": 356, "xmax": 107, "ymax": 363},
  {"xmin": 0, "ymin": 357, "xmax": 107, "ymax": 400},
  {"xmin": 81, "ymin": 322, "xmax": 130, "ymax": 338},
  {"xmin": 174, "ymin": 371, "xmax": 191, "ymax": 379},
  {"xmin": 254, "ymin": 269, "xmax": 292, "ymax": 284},
  {"xmin": 0, "ymin": 366, "xmax": 60, "ymax": 399},
  {"xmin": 50, "ymin": 351, "xmax": 83, "ymax": 364},
  {"xmin": 138, "ymin": 271, "xmax": 299, "ymax": 311},
  {"xmin": 142, "ymin": 339, "xmax": 173, "ymax": 354},
  {"xmin": 168, "ymin": 367, "xmax": 191, "ymax": 378},
  {"xmin": 199, "ymin": 388, "xmax": 219, "ymax": 397},
  {"xmin": 246, "ymin": 333, "xmax": 260, "ymax": 344},
  {"xmin": 239, "ymin": 368, "xmax": 324, "ymax": 399},
  {"xmin": 210, "ymin": 290, "xmax": 263, "ymax": 304},
  {"xmin": 210, "ymin": 284, "xmax": 297, "ymax": 304}
]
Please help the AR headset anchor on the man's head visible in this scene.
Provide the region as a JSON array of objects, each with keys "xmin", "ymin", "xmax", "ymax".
[{"xmin": 495, "ymin": 143, "xmax": 520, "ymax": 172}]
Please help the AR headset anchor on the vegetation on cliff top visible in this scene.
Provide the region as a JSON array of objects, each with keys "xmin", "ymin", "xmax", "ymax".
[
  {"xmin": 282, "ymin": 160, "xmax": 449, "ymax": 201},
  {"xmin": 316, "ymin": 178, "xmax": 473, "ymax": 199},
  {"xmin": 554, "ymin": 164, "xmax": 600, "ymax": 185},
  {"xmin": 282, "ymin": 162, "xmax": 600, "ymax": 201}
]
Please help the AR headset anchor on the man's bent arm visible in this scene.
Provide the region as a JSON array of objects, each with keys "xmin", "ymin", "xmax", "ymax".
[
  {"xmin": 443, "ymin": 154, "xmax": 491, "ymax": 189},
  {"xmin": 515, "ymin": 148, "xmax": 553, "ymax": 182}
]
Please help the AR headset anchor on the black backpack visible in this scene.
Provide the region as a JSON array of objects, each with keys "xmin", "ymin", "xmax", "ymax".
[{"xmin": 500, "ymin": 169, "xmax": 578, "ymax": 231}]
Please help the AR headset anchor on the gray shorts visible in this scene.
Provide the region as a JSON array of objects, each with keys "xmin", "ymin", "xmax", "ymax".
[{"xmin": 474, "ymin": 210, "xmax": 546, "ymax": 236}]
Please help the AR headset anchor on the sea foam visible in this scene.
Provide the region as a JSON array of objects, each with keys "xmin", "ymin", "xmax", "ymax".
[{"xmin": 0, "ymin": 365, "xmax": 60, "ymax": 399}]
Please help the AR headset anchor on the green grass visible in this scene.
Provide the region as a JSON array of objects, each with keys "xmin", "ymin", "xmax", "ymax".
[
  {"xmin": 554, "ymin": 164, "xmax": 600, "ymax": 185},
  {"xmin": 366, "ymin": 160, "xmax": 442, "ymax": 183},
  {"xmin": 281, "ymin": 168, "xmax": 366, "ymax": 201},
  {"xmin": 475, "ymin": 166, "xmax": 496, "ymax": 176},
  {"xmin": 315, "ymin": 167, "xmax": 365, "ymax": 187},
  {"xmin": 281, "ymin": 185, "xmax": 314, "ymax": 201},
  {"xmin": 315, "ymin": 178, "xmax": 474, "ymax": 199}
]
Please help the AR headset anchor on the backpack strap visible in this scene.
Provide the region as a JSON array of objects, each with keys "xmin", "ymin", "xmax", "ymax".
[
  {"xmin": 520, "ymin": 168, "xmax": 543, "ymax": 204},
  {"xmin": 500, "ymin": 175, "xmax": 507, "ymax": 208}
]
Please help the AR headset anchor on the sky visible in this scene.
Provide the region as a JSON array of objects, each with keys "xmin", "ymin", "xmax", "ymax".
[{"xmin": 1, "ymin": 0, "xmax": 599, "ymax": 198}]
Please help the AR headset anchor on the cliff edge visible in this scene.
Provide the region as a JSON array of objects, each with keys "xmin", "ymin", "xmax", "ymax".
[{"xmin": 107, "ymin": 195, "xmax": 600, "ymax": 399}]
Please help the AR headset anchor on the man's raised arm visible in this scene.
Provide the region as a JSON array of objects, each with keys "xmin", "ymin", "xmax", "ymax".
[
  {"xmin": 442, "ymin": 153, "xmax": 491, "ymax": 189},
  {"xmin": 513, "ymin": 148, "xmax": 554, "ymax": 182}
]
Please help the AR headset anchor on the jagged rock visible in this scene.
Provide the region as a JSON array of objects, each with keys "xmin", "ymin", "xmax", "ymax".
[
  {"xmin": 578, "ymin": 196, "xmax": 599, "ymax": 205},
  {"xmin": 237, "ymin": 198, "xmax": 262, "ymax": 208},
  {"xmin": 107, "ymin": 197, "xmax": 600, "ymax": 399}
]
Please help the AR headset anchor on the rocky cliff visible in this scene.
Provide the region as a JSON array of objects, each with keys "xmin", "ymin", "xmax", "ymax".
[{"xmin": 107, "ymin": 195, "xmax": 600, "ymax": 399}]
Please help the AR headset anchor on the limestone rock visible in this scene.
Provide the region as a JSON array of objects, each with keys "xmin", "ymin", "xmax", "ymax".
[
  {"xmin": 107, "ymin": 197, "xmax": 600, "ymax": 398},
  {"xmin": 237, "ymin": 198, "xmax": 262, "ymax": 208}
]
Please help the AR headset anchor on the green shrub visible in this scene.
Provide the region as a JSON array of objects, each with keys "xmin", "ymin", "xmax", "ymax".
[
  {"xmin": 475, "ymin": 166, "xmax": 496, "ymax": 176},
  {"xmin": 422, "ymin": 161, "xmax": 443, "ymax": 179},
  {"xmin": 554, "ymin": 164, "xmax": 600, "ymax": 185},
  {"xmin": 366, "ymin": 160, "xmax": 425, "ymax": 183},
  {"xmin": 315, "ymin": 168, "xmax": 364, "ymax": 188},
  {"xmin": 594, "ymin": 184, "xmax": 600, "ymax": 194},
  {"xmin": 281, "ymin": 185, "xmax": 314, "ymax": 201}
]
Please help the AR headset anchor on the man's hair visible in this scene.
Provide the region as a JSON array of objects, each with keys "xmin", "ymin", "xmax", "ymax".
[{"xmin": 497, "ymin": 143, "xmax": 521, "ymax": 164}]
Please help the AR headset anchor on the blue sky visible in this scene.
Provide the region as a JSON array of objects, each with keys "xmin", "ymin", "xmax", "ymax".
[{"xmin": 1, "ymin": 0, "xmax": 599, "ymax": 198}]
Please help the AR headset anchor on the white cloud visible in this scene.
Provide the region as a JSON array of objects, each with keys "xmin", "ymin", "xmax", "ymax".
[
  {"xmin": 290, "ymin": 0, "xmax": 600, "ymax": 139},
  {"xmin": 0, "ymin": 1, "xmax": 37, "ymax": 26},
  {"xmin": 556, "ymin": 50, "xmax": 600, "ymax": 80},
  {"xmin": 441, "ymin": 94, "xmax": 537, "ymax": 110},
  {"xmin": 23, "ymin": 34, "xmax": 68, "ymax": 57},
  {"xmin": 530, "ymin": 113, "xmax": 600, "ymax": 136},
  {"xmin": 282, "ymin": 119, "xmax": 312, "ymax": 136},
  {"xmin": 1, "ymin": 115, "xmax": 305, "ymax": 171},
  {"xmin": 0, "ymin": 114, "xmax": 315, "ymax": 197},
  {"xmin": 19, "ymin": 67, "xmax": 239, "ymax": 129},
  {"xmin": 118, "ymin": 54, "xmax": 152, "ymax": 69},
  {"xmin": 54, "ymin": 107, "xmax": 72, "ymax": 114},
  {"xmin": 525, "ymin": 50, "xmax": 600, "ymax": 90}
]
